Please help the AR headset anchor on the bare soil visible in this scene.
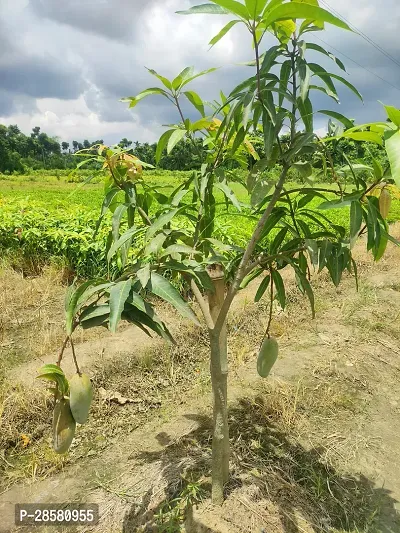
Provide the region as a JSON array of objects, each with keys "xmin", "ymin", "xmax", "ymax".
[{"xmin": 1, "ymin": 229, "xmax": 400, "ymax": 532}]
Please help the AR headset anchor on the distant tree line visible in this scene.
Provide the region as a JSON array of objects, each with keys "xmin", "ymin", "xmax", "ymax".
[
  {"xmin": 0, "ymin": 124, "xmax": 205, "ymax": 174},
  {"xmin": 0, "ymin": 123, "xmax": 387, "ymax": 176}
]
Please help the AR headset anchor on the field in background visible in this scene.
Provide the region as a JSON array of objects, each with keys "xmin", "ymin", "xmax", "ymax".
[{"xmin": 2, "ymin": 170, "xmax": 400, "ymax": 278}]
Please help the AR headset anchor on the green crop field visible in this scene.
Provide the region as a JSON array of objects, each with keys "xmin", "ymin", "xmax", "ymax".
[{"xmin": 2, "ymin": 171, "xmax": 400, "ymax": 278}]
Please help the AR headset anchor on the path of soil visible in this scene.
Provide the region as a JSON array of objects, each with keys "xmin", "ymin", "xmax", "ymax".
[{"xmin": 1, "ymin": 235, "xmax": 400, "ymax": 532}]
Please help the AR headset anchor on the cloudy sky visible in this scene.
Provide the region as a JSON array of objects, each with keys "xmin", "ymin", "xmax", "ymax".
[{"xmin": 1, "ymin": 0, "xmax": 400, "ymax": 145}]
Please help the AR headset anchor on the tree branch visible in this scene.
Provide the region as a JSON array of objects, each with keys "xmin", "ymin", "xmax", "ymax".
[
  {"xmin": 190, "ymin": 279, "xmax": 215, "ymax": 330},
  {"xmin": 243, "ymin": 246, "xmax": 306, "ymax": 278},
  {"xmin": 214, "ymin": 165, "xmax": 289, "ymax": 333}
]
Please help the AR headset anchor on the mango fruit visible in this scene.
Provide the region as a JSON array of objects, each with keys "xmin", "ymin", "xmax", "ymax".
[
  {"xmin": 257, "ymin": 337, "xmax": 278, "ymax": 378},
  {"xmin": 69, "ymin": 373, "xmax": 93, "ymax": 424},
  {"xmin": 379, "ymin": 189, "xmax": 391, "ymax": 219},
  {"xmin": 52, "ymin": 398, "xmax": 76, "ymax": 454}
]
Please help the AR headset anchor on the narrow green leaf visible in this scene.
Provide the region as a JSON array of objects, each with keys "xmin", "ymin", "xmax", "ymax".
[
  {"xmin": 146, "ymin": 68, "xmax": 173, "ymax": 90},
  {"xmin": 279, "ymin": 60, "xmax": 291, "ymax": 107},
  {"xmin": 121, "ymin": 88, "xmax": 168, "ymax": 109},
  {"xmin": 146, "ymin": 208, "xmax": 180, "ymax": 241},
  {"xmin": 66, "ymin": 280, "xmax": 99, "ymax": 335},
  {"xmin": 245, "ymin": 0, "xmax": 268, "ymax": 17},
  {"xmin": 255, "ymin": 275, "xmax": 271, "ymax": 302},
  {"xmin": 109, "ymin": 280, "xmax": 132, "ymax": 333},
  {"xmin": 145, "ymin": 233, "xmax": 167, "ymax": 255},
  {"xmin": 295, "ymin": 268, "xmax": 315, "ymax": 318},
  {"xmin": 177, "ymin": 4, "xmax": 229, "ymax": 15},
  {"xmin": 209, "ymin": 19, "xmax": 240, "ymax": 47},
  {"xmin": 297, "ymin": 97, "xmax": 313, "ymax": 132},
  {"xmin": 382, "ymin": 103, "xmax": 400, "ymax": 127},
  {"xmin": 306, "ymin": 42, "xmax": 346, "ymax": 72},
  {"xmin": 107, "ymin": 227, "xmax": 142, "ymax": 263},
  {"xmin": 271, "ymin": 269, "xmax": 286, "ymax": 310},
  {"xmin": 184, "ymin": 91, "xmax": 205, "ymax": 116},
  {"xmin": 112, "ymin": 204, "xmax": 128, "ymax": 241},
  {"xmin": 137, "ymin": 264, "xmax": 151, "ymax": 288},
  {"xmin": 263, "ymin": 3, "xmax": 352, "ymax": 31},
  {"xmin": 172, "ymin": 67, "xmax": 194, "ymax": 90},
  {"xmin": 156, "ymin": 130, "xmax": 174, "ymax": 163},
  {"xmin": 167, "ymin": 129, "xmax": 186, "ymax": 154},
  {"xmin": 215, "ymin": 181, "xmax": 242, "ymax": 211},
  {"xmin": 159, "ymin": 244, "xmax": 199, "ymax": 258},
  {"xmin": 319, "ymin": 110, "xmax": 354, "ymax": 130},
  {"xmin": 149, "ymin": 273, "xmax": 200, "ymax": 325},
  {"xmin": 385, "ymin": 129, "xmax": 400, "ymax": 187},
  {"xmin": 210, "ymin": 0, "xmax": 249, "ymax": 18},
  {"xmin": 350, "ymin": 201, "xmax": 362, "ymax": 249},
  {"xmin": 343, "ymin": 131, "xmax": 383, "ymax": 146}
]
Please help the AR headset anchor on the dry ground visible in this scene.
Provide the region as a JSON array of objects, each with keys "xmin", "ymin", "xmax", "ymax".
[{"xmin": 1, "ymin": 228, "xmax": 400, "ymax": 532}]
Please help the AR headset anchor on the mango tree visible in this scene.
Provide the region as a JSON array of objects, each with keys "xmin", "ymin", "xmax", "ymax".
[{"xmin": 39, "ymin": 0, "xmax": 400, "ymax": 505}]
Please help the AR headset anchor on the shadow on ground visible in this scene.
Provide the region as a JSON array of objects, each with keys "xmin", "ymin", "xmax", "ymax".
[{"xmin": 122, "ymin": 395, "xmax": 399, "ymax": 533}]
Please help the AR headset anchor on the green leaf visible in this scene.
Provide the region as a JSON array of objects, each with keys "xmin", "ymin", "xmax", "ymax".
[
  {"xmin": 305, "ymin": 239, "xmax": 319, "ymax": 267},
  {"xmin": 385, "ymin": 129, "xmax": 400, "ymax": 187},
  {"xmin": 270, "ymin": 227, "xmax": 288, "ymax": 254},
  {"xmin": 271, "ymin": 269, "xmax": 286, "ymax": 310},
  {"xmin": 159, "ymin": 244, "xmax": 199, "ymax": 258},
  {"xmin": 343, "ymin": 131, "xmax": 383, "ymax": 146},
  {"xmin": 112, "ymin": 204, "xmax": 128, "ymax": 241},
  {"xmin": 279, "ymin": 60, "xmax": 292, "ymax": 106},
  {"xmin": 245, "ymin": 0, "xmax": 268, "ymax": 17},
  {"xmin": 109, "ymin": 280, "xmax": 132, "ymax": 333},
  {"xmin": 121, "ymin": 88, "xmax": 168, "ymax": 109},
  {"xmin": 215, "ymin": 181, "xmax": 242, "ymax": 211},
  {"xmin": 298, "ymin": 59, "xmax": 311, "ymax": 102},
  {"xmin": 251, "ymin": 179, "xmax": 274, "ymax": 207},
  {"xmin": 156, "ymin": 130, "xmax": 174, "ymax": 163},
  {"xmin": 382, "ymin": 103, "xmax": 400, "ymax": 127},
  {"xmin": 137, "ymin": 264, "xmax": 151, "ymax": 288},
  {"xmin": 255, "ymin": 275, "xmax": 271, "ymax": 303},
  {"xmin": 318, "ymin": 194, "xmax": 360, "ymax": 210},
  {"xmin": 350, "ymin": 201, "xmax": 362, "ymax": 249},
  {"xmin": 146, "ymin": 68, "xmax": 173, "ymax": 90},
  {"xmin": 172, "ymin": 67, "xmax": 194, "ymax": 91},
  {"xmin": 324, "ymin": 73, "xmax": 363, "ymax": 101},
  {"xmin": 263, "ymin": 3, "xmax": 352, "ymax": 31},
  {"xmin": 80, "ymin": 305, "xmax": 110, "ymax": 329},
  {"xmin": 146, "ymin": 208, "xmax": 180, "ymax": 241},
  {"xmin": 295, "ymin": 268, "xmax": 315, "ymax": 318},
  {"xmin": 107, "ymin": 227, "xmax": 142, "ymax": 263},
  {"xmin": 310, "ymin": 85, "xmax": 339, "ymax": 103},
  {"xmin": 37, "ymin": 364, "xmax": 65, "ymax": 377},
  {"xmin": 180, "ymin": 68, "xmax": 218, "ymax": 88},
  {"xmin": 167, "ymin": 129, "xmax": 186, "ymax": 154},
  {"xmin": 306, "ymin": 42, "xmax": 346, "ymax": 72},
  {"xmin": 123, "ymin": 304, "xmax": 174, "ymax": 343},
  {"xmin": 184, "ymin": 91, "xmax": 205, "ymax": 116},
  {"xmin": 319, "ymin": 110, "xmax": 354, "ymax": 130},
  {"xmin": 148, "ymin": 273, "xmax": 200, "ymax": 325},
  {"xmin": 374, "ymin": 220, "xmax": 389, "ymax": 261},
  {"xmin": 145, "ymin": 233, "xmax": 167, "ymax": 256},
  {"xmin": 210, "ymin": 0, "xmax": 250, "ymax": 18},
  {"xmin": 209, "ymin": 20, "xmax": 240, "ymax": 47},
  {"xmin": 66, "ymin": 280, "xmax": 99, "ymax": 335},
  {"xmin": 297, "ymin": 97, "xmax": 313, "ymax": 132},
  {"xmin": 292, "ymin": 161, "xmax": 312, "ymax": 179},
  {"xmin": 177, "ymin": 4, "xmax": 229, "ymax": 15}
]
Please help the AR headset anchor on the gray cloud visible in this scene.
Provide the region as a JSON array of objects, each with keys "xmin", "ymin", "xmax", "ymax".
[
  {"xmin": 1, "ymin": 0, "xmax": 399, "ymax": 144},
  {"xmin": 30, "ymin": 0, "xmax": 158, "ymax": 42},
  {"xmin": 0, "ymin": 59, "xmax": 86, "ymax": 99}
]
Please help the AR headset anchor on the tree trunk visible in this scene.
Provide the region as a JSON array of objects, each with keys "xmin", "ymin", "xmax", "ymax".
[{"xmin": 208, "ymin": 266, "xmax": 229, "ymax": 505}]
